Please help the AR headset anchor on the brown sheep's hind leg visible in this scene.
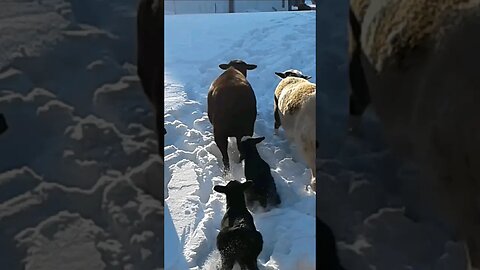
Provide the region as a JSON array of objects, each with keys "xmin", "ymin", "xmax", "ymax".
[
  {"xmin": 215, "ymin": 133, "xmax": 230, "ymax": 172},
  {"xmin": 236, "ymin": 136, "xmax": 244, "ymax": 163}
]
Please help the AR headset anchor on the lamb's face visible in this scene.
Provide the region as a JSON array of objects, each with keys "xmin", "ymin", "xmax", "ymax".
[
  {"xmin": 238, "ymin": 137, "xmax": 265, "ymax": 162},
  {"xmin": 219, "ymin": 59, "xmax": 257, "ymax": 77},
  {"xmin": 214, "ymin": 180, "xmax": 253, "ymax": 207}
]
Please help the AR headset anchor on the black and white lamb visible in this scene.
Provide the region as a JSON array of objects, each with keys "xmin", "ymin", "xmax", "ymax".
[{"xmin": 214, "ymin": 180, "xmax": 263, "ymax": 270}]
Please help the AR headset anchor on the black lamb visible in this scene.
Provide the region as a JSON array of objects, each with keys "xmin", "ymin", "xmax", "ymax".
[
  {"xmin": 214, "ymin": 180, "xmax": 263, "ymax": 270},
  {"xmin": 238, "ymin": 137, "xmax": 281, "ymax": 211}
]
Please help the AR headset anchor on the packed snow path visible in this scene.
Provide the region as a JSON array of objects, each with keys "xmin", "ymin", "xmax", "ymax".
[
  {"xmin": 164, "ymin": 11, "xmax": 317, "ymax": 270},
  {"xmin": 0, "ymin": 1, "xmax": 164, "ymax": 269},
  {"xmin": 317, "ymin": 0, "xmax": 471, "ymax": 269}
]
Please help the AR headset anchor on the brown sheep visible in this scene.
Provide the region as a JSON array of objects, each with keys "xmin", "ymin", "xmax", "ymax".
[
  {"xmin": 207, "ymin": 60, "xmax": 258, "ymax": 171},
  {"xmin": 137, "ymin": 0, "xmax": 166, "ymax": 158},
  {"xmin": 349, "ymin": 0, "xmax": 480, "ymax": 266}
]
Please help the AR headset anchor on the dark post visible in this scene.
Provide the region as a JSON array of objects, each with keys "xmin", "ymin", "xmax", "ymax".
[{"xmin": 229, "ymin": 0, "xmax": 234, "ymax": 13}]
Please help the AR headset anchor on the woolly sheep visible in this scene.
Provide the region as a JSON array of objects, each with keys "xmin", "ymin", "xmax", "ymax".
[
  {"xmin": 238, "ymin": 136, "xmax": 281, "ymax": 211},
  {"xmin": 274, "ymin": 69, "xmax": 316, "ymax": 190},
  {"xmin": 208, "ymin": 60, "xmax": 258, "ymax": 171},
  {"xmin": 214, "ymin": 180, "xmax": 263, "ymax": 270},
  {"xmin": 349, "ymin": 0, "xmax": 480, "ymax": 266},
  {"xmin": 137, "ymin": 0, "xmax": 166, "ymax": 157}
]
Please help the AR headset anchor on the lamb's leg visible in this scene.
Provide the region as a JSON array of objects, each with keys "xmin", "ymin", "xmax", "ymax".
[
  {"xmin": 236, "ymin": 136, "xmax": 244, "ymax": 163},
  {"xmin": 214, "ymin": 133, "xmax": 230, "ymax": 171},
  {"xmin": 156, "ymin": 110, "xmax": 164, "ymax": 158}
]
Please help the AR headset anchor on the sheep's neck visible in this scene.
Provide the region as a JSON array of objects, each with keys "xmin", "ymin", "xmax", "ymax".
[
  {"xmin": 245, "ymin": 149, "xmax": 261, "ymax": 160},
  {"xmin": 225, "ymin": 196, "xmax": 248, "ymax": 212}
]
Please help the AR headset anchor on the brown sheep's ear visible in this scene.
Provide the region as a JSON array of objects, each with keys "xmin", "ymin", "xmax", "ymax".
[
  {"xmin": 214, "ymin": 185, "xmax": 227, "ymax": 193},
  {"xmin": 275, "ymin": 72, "xmax": 287, "ymax": 79},
  {"xmin": 246, "ymin": 64, "xmax": 257, "ymax": 70},
  {"xmin": 219, "ymin": 64, "xmax": 230, "ymax": 70}
]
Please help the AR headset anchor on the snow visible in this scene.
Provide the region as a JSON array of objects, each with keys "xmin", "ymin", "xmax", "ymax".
[
  {"xmin": 317, "ymin": 0, "xmax": 471, "ymax": 269},
  {"xmin": 1, "ymin": 1, "xmax": 163, "ymax": 269},
  {"xmin": 165, "ymin": 10, "xmax": 316, "ymax": 270}
]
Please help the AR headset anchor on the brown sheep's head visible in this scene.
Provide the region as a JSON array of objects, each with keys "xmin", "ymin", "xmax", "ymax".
[
  {"xmin": 219, "ymin": 59, "xmax": 257, "ymax": 77},
  {"xmin": 275, "ymin": 69, "xmax": 312, "ymax": 80}
]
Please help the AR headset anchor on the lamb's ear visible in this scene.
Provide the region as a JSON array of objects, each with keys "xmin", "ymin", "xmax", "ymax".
[
  {"xmin": 219, "ymin": 64, "xmax": 229, "ymax": 70},
  {"xmin": 246, "ymin": 64, "xmax": 257, "ymax": 70},
  {"xmin": 275, "ymin": 72, "xmax": 287, "ymax": 79},
  {"xmin": 253, "ymin": 137, "xmax": 265, "ymax": 144},
  {"xmin": 214, "ymin": 185, "xmax": 227, "ymax": 193},
  {"xmin": 303, "ymin": 75, "xmax": 312, "ymax": 80},
  {"xmin": 242, "ymin": 181, "xmax": 254, "ymax": 189}
]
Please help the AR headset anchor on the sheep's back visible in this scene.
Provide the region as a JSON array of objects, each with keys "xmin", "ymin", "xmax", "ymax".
[
  {"xmin": 356, "ymin": 0, "xmax": 480, "ymax": 72},
  {"xmin": 217, "ymin": 226, "xmax": 263, "ymax": 256},
  {"xmin": 275, "ymin": 78, "xmax": 316, "ymax": 115},
  {"xmin": 208, "ymin": 70, "xmax": 257, "ymax": 134}
]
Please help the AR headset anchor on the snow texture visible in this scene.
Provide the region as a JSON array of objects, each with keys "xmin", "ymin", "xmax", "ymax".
[
  {"xmin": 1, "ymin": 1, "xmax": 163, "ymax": 269},
  {"xmin": 164, "ymin": 10, "xmax": 316, "ymax": 270}
]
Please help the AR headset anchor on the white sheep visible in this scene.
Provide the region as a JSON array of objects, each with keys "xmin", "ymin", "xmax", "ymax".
[
  {"xmin": 274, "ymin": 69, "xmax": 316, "ymax": 190},
  {"xmin": 349, "ymin": 0, "xmax": 480, "ymax": 266}
]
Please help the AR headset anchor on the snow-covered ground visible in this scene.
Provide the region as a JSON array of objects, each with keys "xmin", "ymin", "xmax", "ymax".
[
  {"xmin": 0, "ymin": 1, "xmax": 164, "ymax": 269},
  {"xmin": 317, "ymin": 0, "xmax": 471, "ymax": 269},
  {"xmin": 164, "ymin": 11, "xmax": 316, "ymax": 270}
]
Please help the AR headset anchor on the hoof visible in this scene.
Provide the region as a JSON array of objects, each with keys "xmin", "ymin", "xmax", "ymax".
[{"xmin": 305, "ymin": 183, "xmax": 316, "ymax": 193}]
